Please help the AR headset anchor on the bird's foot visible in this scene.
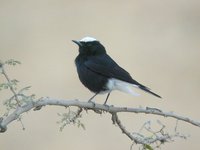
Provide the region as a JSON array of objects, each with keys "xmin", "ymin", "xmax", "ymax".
[
  {"xmin": 88, "ymin": 100, "xmax": 96, "ymax": 107},
  {"xmin": 103, "ymin": 103, "xmax": 111, "ymax": 111}
]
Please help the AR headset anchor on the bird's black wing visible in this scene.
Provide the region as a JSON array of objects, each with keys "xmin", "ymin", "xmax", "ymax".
[
  {"xmin": 84, "ymin": 54, "xmax": 161, "ymax": 98},
  {"xmin": 84, "ymin": 54, "xmax": 139, "ymax": 84}
]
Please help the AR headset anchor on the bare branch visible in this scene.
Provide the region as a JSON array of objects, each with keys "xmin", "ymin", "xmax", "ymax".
[{"xmin": 0, "ymin": 98, "xmax": 200, "ymax": 133}]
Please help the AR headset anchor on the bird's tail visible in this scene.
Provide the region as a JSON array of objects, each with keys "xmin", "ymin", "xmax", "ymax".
[
  {"xmin": 137, "ymin": 85, "xmax": 162, "ymax": 98},
  {"xmin": 109, "ymin": 78, "xmax": 161, "ymax": 98}
]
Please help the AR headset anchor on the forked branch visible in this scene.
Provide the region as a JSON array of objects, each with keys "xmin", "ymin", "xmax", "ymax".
[{"xmin": 0, "ymin": 98, "xmax": 199, "ymax": 132}]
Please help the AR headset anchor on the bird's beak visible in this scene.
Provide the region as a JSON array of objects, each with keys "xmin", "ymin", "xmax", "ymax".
[{"xmin": 72, "ymin": 40, "xmax": 82, "ymax": 47}]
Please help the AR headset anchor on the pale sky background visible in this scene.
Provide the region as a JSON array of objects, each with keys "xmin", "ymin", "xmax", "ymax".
[{"xmin": 0, "ymin": 0, "xmax": 200, "ymax": 149}]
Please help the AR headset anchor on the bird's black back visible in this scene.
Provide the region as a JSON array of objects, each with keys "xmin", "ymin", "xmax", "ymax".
[{"xmin": 75, "ymin": 52, "xmax": 142, "ymax": 87}]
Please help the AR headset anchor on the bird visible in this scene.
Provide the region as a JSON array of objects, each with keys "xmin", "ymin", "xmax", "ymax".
[{"xmin": 72, "ymin": 37, "xmax": 161, "ymax": 104}]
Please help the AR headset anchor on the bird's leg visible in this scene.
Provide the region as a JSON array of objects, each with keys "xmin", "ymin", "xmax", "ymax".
[
  {"xmin": 103, "ymin": 92, "xmax": 111, "ymax": 105},
  {"xmin": 88, "ymin": 92, "xmax": 99, "ymax": 102}
]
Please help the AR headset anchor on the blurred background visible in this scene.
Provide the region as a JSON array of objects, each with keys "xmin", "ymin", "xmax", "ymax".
[{"xmin": 0, "ymin": 0, "xmax": 200, "ymax": 149}]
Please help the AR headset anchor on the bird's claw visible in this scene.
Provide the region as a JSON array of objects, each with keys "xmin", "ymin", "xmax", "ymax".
[{"xmin": 88, "ymin": 100, "xmax": 96, "ymax": 107}]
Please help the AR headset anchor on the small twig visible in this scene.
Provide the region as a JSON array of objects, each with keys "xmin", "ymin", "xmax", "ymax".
[
  {"xmin": 18, "ymin": 117, "xmax": 25, "ymax": 130},
  {"xmin": 1, "ymin": 66, "xmax": 21, "ymax": 106},
  {"xmin": 57, "ymin": 106, "xmax": 84, "ymax": 131},
  {"xmin": 175, "ymin": 120, "xmax": 179, "ymax": 132},
  {"xmin": 111, "ymin": 112, "xmax": 140, "ymax": 143},
  {"xmin": 130, "ymin": 142, "xmax": 135, "ymax": 150},
  {"xmin": 71, "ymin": 107, "xmax": 83, "ymax": 122}
]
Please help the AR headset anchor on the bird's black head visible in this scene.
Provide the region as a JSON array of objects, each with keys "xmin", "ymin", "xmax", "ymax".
[{"xmin": 72, "ymin": 37, "xmax": 106, "ymax": 56}]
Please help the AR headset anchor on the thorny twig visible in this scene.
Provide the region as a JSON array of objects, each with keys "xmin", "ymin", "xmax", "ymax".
[{"xmin": 1, "ymin": 64, "xmax": 21, "ymax": 106}]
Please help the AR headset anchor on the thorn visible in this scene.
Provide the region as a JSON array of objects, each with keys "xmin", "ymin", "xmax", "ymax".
[{"xmin": 33, "ymin": 106, "xmax": 43, "ymax": 111}]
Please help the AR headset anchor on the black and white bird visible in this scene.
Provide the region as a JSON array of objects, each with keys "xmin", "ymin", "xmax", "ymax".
[{"xmin": 72, "ymin": 37, "xmax": 161, "ymax": 104}]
